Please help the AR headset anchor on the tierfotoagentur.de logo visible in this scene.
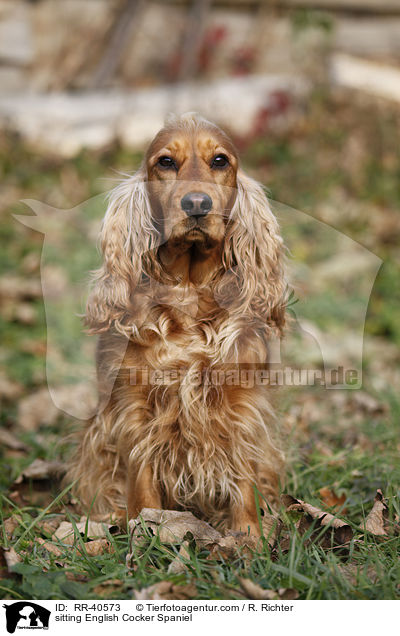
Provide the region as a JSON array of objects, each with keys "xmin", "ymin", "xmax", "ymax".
[
  {"xmin": 3, "ymin": 602, "xmax": 50, "ymax": 634},
  {"xmin": 15, "ymin": 191, "xmax": 381, "ymax": 422}
]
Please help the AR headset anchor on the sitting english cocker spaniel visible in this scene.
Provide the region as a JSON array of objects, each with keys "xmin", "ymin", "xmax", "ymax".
[{"xmin": 68, "ymin": 113, "xmax": 287, "ymax": 535}]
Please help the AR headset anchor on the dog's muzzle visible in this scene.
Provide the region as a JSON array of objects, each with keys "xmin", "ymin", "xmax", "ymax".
[{"xmin": 181, "ymin": 192, "xmax": 213, "ymax": 218}]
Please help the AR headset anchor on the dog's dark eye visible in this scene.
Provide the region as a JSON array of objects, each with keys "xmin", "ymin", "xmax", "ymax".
[
  {"xmin": 157, "ymin": 156, "xmax": 176, "ymax": 169},
  {"xmin": 211, "ymin": 154, "xmax": 229, "ymax": 169}
]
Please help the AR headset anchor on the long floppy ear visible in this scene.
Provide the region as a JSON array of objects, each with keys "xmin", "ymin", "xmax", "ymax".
[
  {"xmin": 85, "ymin": 168, "xmax": 157, "ymax": 334},
  {"xmin": 221, "ymin": 170, "xmax": 287, "ymax": 333}
]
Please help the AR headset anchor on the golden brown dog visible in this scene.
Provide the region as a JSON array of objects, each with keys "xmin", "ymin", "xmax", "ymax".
[{"xmin": 67, "ymin": 113, "xmax": 286, "ymax": 535}]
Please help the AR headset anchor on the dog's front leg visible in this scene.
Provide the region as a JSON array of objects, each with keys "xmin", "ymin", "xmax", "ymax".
[
  {"xmin": 231, "ymin": 479, "xmax": 261, "ymax": 536},
  {"xmin": 127, "ymin": 463, "xmax": 162, "ymax": 520}
]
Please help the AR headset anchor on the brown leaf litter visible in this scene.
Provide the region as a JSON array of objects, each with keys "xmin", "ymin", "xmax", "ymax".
[
  {"xmin": 134, "ymin": 581, "xmax": 198, "ymax": 601},
  {"xmin": 77, "ymin": 539, "xmax": 114, "ymax": 557},
  {"xmin": 351, "ymin": 391, "xmax": 387, "ymax": 416},
  {"xmin": 3, "ymin": 516, "xmax": 22, "ymax": 541},
  {"xmin": 238, "ymin": 578, "xmax": 299, "ymax": 600},
  {"xmin": 129, "ymin": 508, "xmax": 222, "ymax": 546},
  {"xmin": 167, "ymin": 541, "xmax": 192, "ymax": 574},
  {"xmin": 1, "ymin": 547, "xmax": 22, "ymax": 572},
  {"xmin": 0, "ymin": 275, "xmax": 42, "ymax": 301},
  {"xmin": 318, "ymin": 487, "xmax": 347, "ymax": 512},
  {"xmin": 127, "ymin": 507, "xmax": 283, "ymax": 572},
  {"xmin": 337, "ymin": 563, "xmax": 379, "ymax": 586},
  {"xmin": 36, "ymin": 537, "xmax": 63, "ymax": 557},
  {"xmin": 282, "ymin": 494, "xmax": 353, "ymax": 547},
  {"xmin": 14, "ymin": 458, "xmax": 65, "ymax": 484},
  {"xmin": 360, "ymin": 489, "xmax": 399, "ymax": 537},
  {"xmin": 126, "ymin": 489, "xmax": 398, "ymax": 571},
  {"xmin": 17, "ymin": 384, "xmax": 94, "ymax": 431},
  {"xmin": 0, "ymin": 429, "xmax": 28, "ymax": 452},
  {"xmin": 53, "ymin": 518, "xmax": 120, "ymax": 545},
  {"xmin": 127, "ymin": 508, "xmax": 222, "ymax": 570},
  {"xmin": 0, "ymin": 373, "xmax": 23, "ymax": 403},
  {"xmin": 9, "ymin": 459, "xmax": 67, "ymax": 509},
  {"xmin": 3, "ymin": 486, "xmax": 398, "ymax": 600},
  {"xmin": 207, "ymin": 514, "xmax": 282, "ymax": 561}
]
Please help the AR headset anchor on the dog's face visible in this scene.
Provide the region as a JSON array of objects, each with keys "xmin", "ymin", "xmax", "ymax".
[
  {"xmin": 85, "ymin": 112, "xmax": 285, "ymax": 337},
  {"xmin": 145, "ymin": 122, "xmax": 238, "ymax": 252}
]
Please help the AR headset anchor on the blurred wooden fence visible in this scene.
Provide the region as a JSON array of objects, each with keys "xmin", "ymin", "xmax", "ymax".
[
  {"xmin": 1, "ymin": 0, "xmax": 400, "ymax": 94},
  {"xmin": 168, "ymin": 0, "xmax": 400, "ymax": 14}
]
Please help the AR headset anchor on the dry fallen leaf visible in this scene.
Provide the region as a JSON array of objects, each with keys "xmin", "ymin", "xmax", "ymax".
[
  {"xmin": 3, "ymin": 517, "xmax": 21, "ymax": 541},
  {"xmin": 0, "ymin": 374, "xmax": 23, "ymax": 402},
  {"xmin": 11, "ymin": 458, "xmax": 66, "ymax": 510},
  {"xmin": 0, "ymin": 276, "xmax": 42, "ymax": 300},
  {"xmin": 3, "ymin": 547, "xmax": 22, "ymax": 571},
  {"xmin": 52, "ymin": 521, "xmax": 79, "ymax": 545},
  {"xmin": 278, "ymin": 588, "xmax": 300, "ymax": 600},
  {"xmin": 276, "ymin": 530, "xmax": 291, "ymax": 554},
  {"xmin": 0, "ymin": 549, "xmax": 8, "ymax": 579},
  {"xmin": 8, "ymin": 490, "xmax": 26, "ymax": 508},
  {"xmin": 17, "ymin": 388, "xmax": 64, "ymax": 431},
  {"xmin": 21, "ymin": 252, "xmax": 40, "ymax": 274},
  {"xmin": 337, "ymin": 563, "xmax": 379, "ymax": 585},
  {"xmin": 78, "ymin": 539, "xmax": 114, "ymax": 557},
  {"xmin": 19, "ymin": 339, "xmax": 47, "ymax": 356},
  {"xmin": 351, "ymin": 391, "xmax": 386, "ymax": 415},
  {"xmin": 129, "ymin": 508, "xmax": 222, "ymax": 546},
  {"xmin": 53, "ymin": 519, "xmax": 118, "ymax": 545},
  {"xmin": 0, "ymin": 429, "xmax": 28, "ymax": 452},
  {"xmin": 239, "ymin": 578, "xmax": 277, "ymax": 599},
  {"xmin": 134, "ymin": 581, "xmax": 198, "ymax": 600},
  {"xmin": 40, "ymin": 265, "xmax": 69, "ymax": 300},
  {"xmin": 282, "ymin": 494, "xmax": 353, "ymax": 546},
  {"xmin": 319, "ymin": 487, "xmax": 347, "ymax": 512},
  {"xmin": 360, "ymin": 490, "xmax": 393, "ymax": 537},
  {"xmin": 207, "ymin": 532, "xmax": 262, "ymax": 560},
  {"xmin": 129, "ymin": 509, "xmax": 281, "ymax": 568},
  {"xmin": 14, "ymin": 302, "xmax": 36, "ymax": 325},
  {"xmin": 167, "ymin": 541, "xmax": 191, "ymax": 574},
  {"xmin": 239, "ymin": 578, "xmax": 299, "ymax": 600},
  {"xmin": 93, "ymin": 579, "xmax": 123, "ymax": 595},
  {"xmin": 14, "ymin": 458, "xmax": 65, "ymax": 484},
  {"xmin": 17, "ymin": 384, "xmax": 95, "ymax": 431},
  {"xmin": 36, "ymin": 537, "xmax": 63, "ymax": 557},
  {"xmin": 262, "ymin": 512, "xmax": 282, "ymax": 547},
  {"xmin": 208, "ymin": 517, "xmax": 280, "ymax": 561},
  {"xmin": 36, "ymin": 518, "xmax": 62, "ymax": 536}
]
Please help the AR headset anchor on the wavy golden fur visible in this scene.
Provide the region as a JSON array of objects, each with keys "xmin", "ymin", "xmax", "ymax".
[{"xmin": 67, "ymin": 113, "xmax": 287, "ymax": 534}]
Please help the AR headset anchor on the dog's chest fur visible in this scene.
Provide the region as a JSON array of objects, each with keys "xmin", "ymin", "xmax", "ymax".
[
  {"xmin": 94, "ymin": 288, "xmax": 265, "ymax": 515},
  {"xmin": 101, "ymin": 286, "xmax": 272, "ymax": 515}
]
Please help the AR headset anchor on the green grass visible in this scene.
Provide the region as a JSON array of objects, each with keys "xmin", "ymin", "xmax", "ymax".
[
  {"xmin": 1, "ymin": 387, "xmax": 399, "ymax": 600},
  {"xmin": 1, "ymin": 419, "xmax": 399, "ymax": 600}
]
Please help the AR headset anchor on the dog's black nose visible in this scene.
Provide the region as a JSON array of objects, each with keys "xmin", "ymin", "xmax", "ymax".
[{"xmin": 181, "ymin": 192, "xmax": 212, "ymax": 217}]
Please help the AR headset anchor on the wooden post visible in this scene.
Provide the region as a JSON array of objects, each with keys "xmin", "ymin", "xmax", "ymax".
[
  {"xmin": 178, "ymin": 0, "xmax": 213, "ymax": 81},
  {"xmin": 90, "ymin": 0, "xmax": 145, "ymax": 89}
]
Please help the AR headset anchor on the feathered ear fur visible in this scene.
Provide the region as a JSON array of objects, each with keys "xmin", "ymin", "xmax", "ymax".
[
  {"xmin": 221, "ymin": 170, "xmax": 287, "ymax": 333},
  {"xmin": 85, "ymin": 168, "xmax": 158, "ymax": 334}
]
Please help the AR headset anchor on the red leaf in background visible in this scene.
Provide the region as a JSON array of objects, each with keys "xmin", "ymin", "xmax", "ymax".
[{"xmin": 198, "ymin": 26, "xmax": 227, "ymax": 73}]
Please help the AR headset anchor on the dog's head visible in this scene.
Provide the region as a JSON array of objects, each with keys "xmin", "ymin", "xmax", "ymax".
[
  {"xmin": 86, "ymin": 113, "xmax": 286, "ymax": 334},
  {"xmin": 145, "ymin": 113, "xmax": 238, "ymax": 251}
]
